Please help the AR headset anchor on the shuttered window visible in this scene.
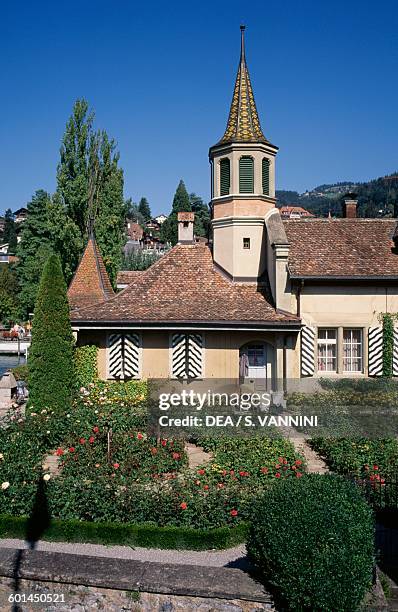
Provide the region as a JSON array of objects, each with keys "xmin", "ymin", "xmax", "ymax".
[
  {"xmin": 262, "ymin": 158, "xmax": 270, "ymax": 195},
  {"xmin": 171, "ymin": 333, "xmax": 203, "ymax": 379},
  {"xmin": 239, "ymin": 156, "xmax": 254, "ymax": 193},
  {"xmin": 108, "ymin": 333, "xmax": 141, "ymax": 379},
  {"xmin": 220, "ymin": 158, "xmax": 230, "ymax": 196}
]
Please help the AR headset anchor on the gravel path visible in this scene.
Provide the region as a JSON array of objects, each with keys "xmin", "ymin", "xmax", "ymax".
[{"xmin": 0, "ymin": 538, "xmax": 250, "ymax": 569}]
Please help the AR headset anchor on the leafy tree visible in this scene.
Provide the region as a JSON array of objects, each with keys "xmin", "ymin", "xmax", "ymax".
[
  {"xmin": 138, "ymin": 197, "xmax": 151, "ymax": 222},
  {"xmin": 3, "ymin": 209, "xmax": 17, "ymax": 253},
  {"xmin": 126, "ymin": 199, "xmax": 145, "ymax": 226},
  {"xmin": 0, "ymin": 266, "xmax": 20, "ymax": 323},
  {"xmin": 121, "ymin": 249, "xmax": 161, "ymax": 271},
  {"xmin": 160, "ymin": 180, "xmax": 191, "ymax": 246},
  {"xmin": 190, "ymin": 193, "xmax": 211, "ymax": 238},
  {"xmin": 56, "ymin": 99, "xmax": 126, "ymax": 283},
  {"xmin": 28, "ymin": 254, "xmax": 74, "ymax": 414}
]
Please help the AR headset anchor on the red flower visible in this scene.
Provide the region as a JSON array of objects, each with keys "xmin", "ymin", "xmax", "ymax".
[
  {"xmin": 180, "ymin": 502, "xmax": 187, "ymax": 510},
  {"xmin": 239, "ymin": 471, "xmax": 245, "ymax": 476},
  {"xmin": 137, "ymin": 433, "xmax": 144, "ymax": 440},
  {"xmin": 275, "ymin": 463, "xmax": 281, "ymax": 469},
  {"xmin": 161, "ymin": 439, "xmax": 167, "ymax": 447},
  {"xmin": 373, "ymin": 465, "xmax": 379, "ymax": 471},
  {"xmin": 113, "ymin": 463, "xmax": 120, "ymax": 469},
  {"xmin": 275, "ymin": 472, "xmax": 281, "ymax": 478},
  {"xmin": 197, "ymin": 469, "xmax": 205, "ymax": 475},
  {"xmin": 55, "ymin": 448, "xmax": 64, "ymax": 456},
  {"xmin": 79, "ymin": 438, "xmax": 85, "ymax": 444},
  {"xmin": 230, "ymin": 509, "xmax": 238, "ymax": 517},
  {"xmin": 92, "ymin": 426, "xmax": 99, "ymax": 433},
  {"xmin": 221, "ymin": 470, "xmax": 227, "ymax": 476},
  {"xmin": 89, "ymin": 436, "xmax": 95, "ymax": 444},
  {"xmin": 69, "ymin": 447, "xmax": 75, "ymax": 453},
  {"xmin": 260, "ymin": 467, "xmax": 268, "ymax": 474},
  {"xmin": 151, "ymin": 447, "xmax": 158, "ymax": 455},
  {"xmin": 203, "ymin": 484, "xmax": 209, "ymax": 490},
  {"xmin": 296, "ymin": 472, "xmax": 303, "ymax": 478},
  {"xmin": 230, "ymin": 470, "xmax": 235, "ymax": 475},
  {"xmin": 278, "ymin": 457, "xmax": 284, "ymax": 463},
  {"xmin": 172, "ymin": 452, "xmax": 180, "ymax": 460},
  {"xmin": 295, "ymin": 459, "xmax": 302, "ymax": 466}
]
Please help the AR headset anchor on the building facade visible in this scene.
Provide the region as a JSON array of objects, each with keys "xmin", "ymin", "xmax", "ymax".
[{"xmin": 68, "ymin": 27, "xmax": 398, "ymax": 387}]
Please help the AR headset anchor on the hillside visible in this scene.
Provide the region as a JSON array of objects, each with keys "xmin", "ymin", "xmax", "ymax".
[{"xmin": 277, "ymin": 172, "xmax": 398, "ymax": 217}]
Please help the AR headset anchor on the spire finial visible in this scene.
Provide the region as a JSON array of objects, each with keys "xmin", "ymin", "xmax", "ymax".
[{"xmin": 240, "ymin": 25, "xmax": 246, "ymax": 61}]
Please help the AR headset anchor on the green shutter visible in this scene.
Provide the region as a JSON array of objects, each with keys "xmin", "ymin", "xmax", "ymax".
[
  {"xmin": 220, "ymin": 158, "xmax": 230, "ymax": 196},
  {"xmin": 239, "ymin": 156, "xmax": 254, "ymax": 193},
  {"xmin": 262, "ymin": 158, "xmax": 270, "ymax": 195}
]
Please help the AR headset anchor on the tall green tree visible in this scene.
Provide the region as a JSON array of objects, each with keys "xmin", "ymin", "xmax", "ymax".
[
  {"xmin": 3, "ymin": 209, "xmax": 17, "ymax": 253},
  {"xmin": 138, "ymin": 197, "xmax": 151, "ymax": 222},
  {"xmin": 190, "ymin": 193, "xmax": 211, "ymax": 238},
  {"xmin": 0, "ymin": 266, "xmax": 20, "ymax": 323},
  {"xmin": 56, "ymin": 99, "xmax": 126, "ymax": 283},
  {"xmin": 16, "ymin": 190, "xmax": 82, "ymax": 316},
  {"xmin": 28, "ymin": 254, "xmax": 74, "ymax": 414},
  {"xmin": 160, "ymin": 180, "xmax": 192, "ymax": 246}
]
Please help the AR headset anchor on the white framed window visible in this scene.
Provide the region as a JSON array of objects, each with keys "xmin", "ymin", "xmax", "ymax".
[
  {"xmin": 343, "ymin": 328, "xmax": 363, "ymax": 373},
  {"xmin": 317, "ymin": 328, "xmax": 337, "ymax": 372}
]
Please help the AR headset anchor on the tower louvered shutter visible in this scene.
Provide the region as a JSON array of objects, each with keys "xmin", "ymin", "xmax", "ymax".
[
  {"xmin": 368, "ymin": 326, "xmax": 383, "ymax": 376},
  {"xmin": 220, "ymin": 158, "xmax": 230, "ymax": 196},
  {"xmin": 301, "ymin": 326, "xmax": 315, "ymax": 376},
  {"xmin": 393, "ymin": 326, "xmax": 398, "ymax": 377},
  {"xmin": 108, "ymin": 333, "xmax": 141, "ymax": 379},
  {"xmin": 262, "ymin": 158, "xmax": 270, "ymax": 195},
  {"xmin": 171, "ymin": 333, "xmax": 203, "ymax": 379},
  {"xmin": 239, "ymin": 156, "xmax": 254, "ymax": 193}
]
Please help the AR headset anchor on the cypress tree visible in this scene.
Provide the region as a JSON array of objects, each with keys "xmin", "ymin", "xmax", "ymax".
[
  {"xmin": 160, "ymin": 180, "xmax": 192, "ymax": 245},
  {"xmin": 138, "ymin": 197, "xmax": 151, "ymax": 222},
  {"xmin": 28, "ymin": 254, "xmax": 74, "ymax": 414}
]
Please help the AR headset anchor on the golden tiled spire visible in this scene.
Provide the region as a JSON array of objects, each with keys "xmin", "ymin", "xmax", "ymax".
[{"xmin": 220, "ymin": 26, "xmax": 267, "ymax": 144}]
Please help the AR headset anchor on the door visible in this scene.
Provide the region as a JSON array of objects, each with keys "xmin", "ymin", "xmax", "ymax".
[{"xmin": 240, "ymin": 343, "xmax": 274, "ymax": 389}]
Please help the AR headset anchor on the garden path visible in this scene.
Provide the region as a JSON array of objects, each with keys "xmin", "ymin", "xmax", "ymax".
[
  {"xmin": 184, "ymin": 442, "xmax": 212, "ymax": 469},
  {"xmin": 0, "ymin": 538, "xmax": 250, "ymax": 569}
]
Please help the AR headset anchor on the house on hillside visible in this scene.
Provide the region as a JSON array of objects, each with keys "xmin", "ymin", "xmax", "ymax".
[
  {"xmin": 279, "ymin": 206, "xmax": 314, "ymax": 220},
  {"xmin": 154, "ymin": 214, "xmax": 168, "ymax": 225},
  {"xmin": 13, "ymin": 208, "xmax": 28, "ymax": 224},
  {"xmin": 68, "ymin": 27, "xmax": 398, "ymax": 385}
]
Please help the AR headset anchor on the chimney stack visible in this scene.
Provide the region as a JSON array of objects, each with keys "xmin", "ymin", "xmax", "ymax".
[
  {"xmin": 342, "ymin": 193, "xmax": 358, "ymax": 218},
  {"xmin": 177, "ymin": 212, "xmax": 195, "ymax": 243}
]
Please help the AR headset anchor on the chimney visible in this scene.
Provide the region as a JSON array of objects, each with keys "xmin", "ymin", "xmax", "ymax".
[
  {"xmin": 177, "ymin": 212, "xmax": 195, "ymax": 243},
  {"xmin": 342, "ymin": 193, "xmax": 358, "ymax": 218}
]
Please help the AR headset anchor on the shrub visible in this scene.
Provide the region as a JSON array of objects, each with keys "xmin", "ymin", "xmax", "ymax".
[
  {"xmin": 74, "ymin": 345, "xmax": 98, "ymax": 389},
  {"xmin": 12, "ymin": 364, "xmax": 29, "ymax": 383},
  {"xmin": 28, "ymin": 254, "xmax": 74, "ymax": 414},
  {"xmin": 247, "ymin": 474, "xmax": 374, "ymax": 612}
]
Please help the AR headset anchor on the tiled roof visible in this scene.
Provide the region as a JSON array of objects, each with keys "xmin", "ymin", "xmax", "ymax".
[
  {"xmin": 68, "ymin": 237, "xmax": 114, "ymax": 310},
  {"xmin": 178, "ymin": 212, "xmax": 194, "ymax": 222},
  {"xmin": 71, "ymin": 243, "xmax": 299, "ymax": 325},
  {"xmin": 284, "ymin": 218, "xmax": 398, "ymax": 278},
  {"xmin": 219, "ymin": 27, "xmax": 268, "ymax": 145},
  {"xmin": 117, "ymin": 270, "xmax": 143, "ymax": 285},
  {"xmin": 279, "ymin": 206, "xmax": 314, "ymax": 217}
]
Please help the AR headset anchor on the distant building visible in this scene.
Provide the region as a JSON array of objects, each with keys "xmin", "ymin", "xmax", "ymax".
[
  {"xmin": 279, "ymin": 206, "xmax": 314, "ymax": 220},
  {"xmin": 127, "ymin": 222, "xmax": 144, "ymax": 241},
  {"xmin": 154, "ymin": 214, "xmax": 168, "ymax": 225},
  {"xmin": 0, "ymin": 217, "xmax": 5, "ymax": 233},
  {"xmin": 13, "ymin": 208, "xmax": 28, "ymax": 223}
]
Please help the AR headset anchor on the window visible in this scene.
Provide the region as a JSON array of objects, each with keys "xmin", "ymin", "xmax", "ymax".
[
  {"xmin": 262, "ymin": 158, "xmax": 270, "ymax": 195},
  {"xmin": 343, "ymin": 329, "xmax": 362, "ymax": 372},
  {"xmin": 108, "ymin": 333, "xmax": 141, "ymax": 379},
  {"xmin": 171, "ymin": 333, "xmax": 203, "ymax": 379},
  {"xmin": 317, "ymin": 329, "xmax": 337, "ymax": 372},
  {"xmin": 239, "ymin": 156, "xmax": 254, "ymax": 193},
  {"xmin": 220, "ymin": 158, "xmax": 230, "ymax": 196},
  {"xmin": 243, "ymin": 237, "xmax": 250, "ymax": 249}
]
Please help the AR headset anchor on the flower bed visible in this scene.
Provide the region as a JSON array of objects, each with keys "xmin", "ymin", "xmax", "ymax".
[{"xmin": 0, "ymin": 381, "xmax": 305, "ymax": 533}]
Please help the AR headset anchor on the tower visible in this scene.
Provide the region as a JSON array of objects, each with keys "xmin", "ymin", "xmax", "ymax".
[{"xmin": 210, "ymin": 26, "xmax": 278, "ymax": 281}]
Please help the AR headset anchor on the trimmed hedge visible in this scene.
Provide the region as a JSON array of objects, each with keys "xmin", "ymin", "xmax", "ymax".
[
  {"xmin": 247, "ymin": 474, "xmax": 374, "ymax": 612},
  {"xmin": 74, "ymin": 345, "xmax": 98, "ymax": 389},
  {"xmin": 0, "ymin": 514, "xmax": 248, "ymax": 550}
]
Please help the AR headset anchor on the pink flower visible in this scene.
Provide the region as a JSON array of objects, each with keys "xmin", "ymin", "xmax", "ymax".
[
  {"xmin": 79, "ymin": 438, "xmax": 85, "ymax": 444},
  {"xmin": 230, "ymin": 509, "xmax": 238, "ymax": 517},
  {"xmin": 275, "ymin": 472, "xmax": 281, "ymax": 478},
  {"xmin": 113, "ymin": 463, "xmax": 120, "ymax": 469},
  {"xmin": 180, "ymin": 502, "xmax": 187, "ymax": 510},
  {"xmin": 172, "ymin": 452, "xmax": 180, "ymax": 460},
  {"xmin": 93, "ymin": 426, "xmax": 99, "ymax": 434},
  {"xmin": 137, "ymin": 433, "xmax": 143, "ymax": 440},
  {"xmin": 69, "ymin": 447, "xmax": 75, "ymax": 453},
  {"xmin": 89, "ymin": 436, "xmax": 95, "ymax": 444},
  {"xmin": 55, "ymin": 448, "xmax": 64, "ymax": 456}
]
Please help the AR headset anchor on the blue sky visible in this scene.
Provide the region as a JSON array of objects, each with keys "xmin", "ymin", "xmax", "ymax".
[{"xmin": 1, "ymin": 0, "xmax": 397, "ymax": 216}]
